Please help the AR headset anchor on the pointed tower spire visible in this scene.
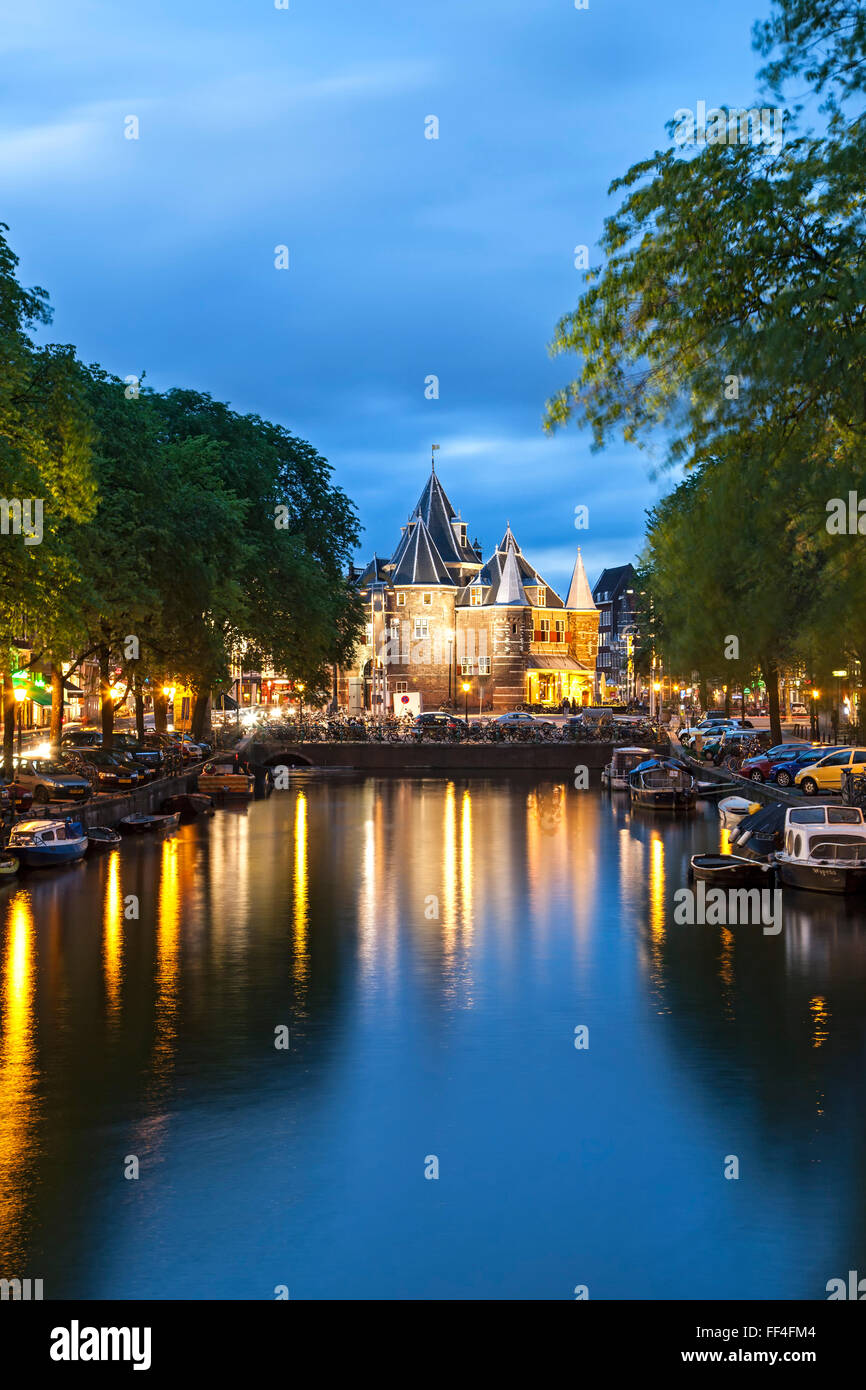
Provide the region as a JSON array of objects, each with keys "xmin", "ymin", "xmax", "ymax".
[
  {"xmin": 496, "ymin": 543, "xmax": 529, "ymax": 605},
  {"xmin": 566, "ymin": 547, "xmax": 596, "ymax": 610}
]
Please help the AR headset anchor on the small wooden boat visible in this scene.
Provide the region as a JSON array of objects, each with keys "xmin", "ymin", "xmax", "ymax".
[
  {"xmin": 602, "ymin": 746, "xmax": 654, "ymax": 791},
  {"xmin": 718, "ymin": 796, "xmax": 759, "ymax": 829},
  {"xmin": 0, "ymin": 852, "xmax": 20, "ymax": 877},
  {"xmin": 86, "ymin": 826, "xmax": 122, "ymax": 850},
  {"xmin": 628, "ymin": 758, "xmax": 697, "ymax": 813},
  {"xmin": 774, "ymin": 805, "xmax": 866, "ymax": 894},
  {"xmin": 690, "ymin": 853, "xmax": 775, "ymax": 887},
  {"xmin": 7, "ymin": 818, "xmax": 88, "ymax": 867},
  {"xmin": 119, "ymin": 811, "xmax": 182, "ymax": 835},
  {"xmin": 198, "ymin": 762, "xmax": 255, "ymax": 798},
  {"xmin": 161, "ymin": 793, "xmax": 215, "ymax": 821}
]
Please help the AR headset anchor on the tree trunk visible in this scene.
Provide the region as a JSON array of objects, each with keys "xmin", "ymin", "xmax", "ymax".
[
  {"xmin": 134, "ymin": 674, "xmax": 146, "ymax": 743},
  {"xmin": 2, "ymin": 673, "xmax": 16, "ymax": 781},
  {"xmin": 153, "ymin": 685, "xmax": 168, "ymax": 733},
  {"xmin": 699, "ymin": 676, "xmax": 708, "ymax": 713},
  {"xmin": 50, "ymin": 665, "xmax": 64, "ymax": 750},
  {"xmin": 99, "ymin": 644, "xmax": 114, "ymax": 749},
  {"xmin": 764, "ymin": 658, "xmax": 782, "ymax": 746},
  {"xmin": 191, "ymin": 692, "xmax": 209, "ymax": 740}
]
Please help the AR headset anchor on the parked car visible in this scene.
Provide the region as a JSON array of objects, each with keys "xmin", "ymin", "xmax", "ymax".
[
  {"xmin": 795, "ymin": 747, "xmax": 866, "ymax": 795},
  {"xmin": 497, "ymin": 712, "xmax": 555, "ymax": 727},
  {"xmin": 768, "ymin": 747, "xmax": 841, "ymax": 788},
  {"xmin": 0, "ymin": 779, "xmax": 33, "ymax": 814},
  {"xmin": 113, "ymin": 733, "xmax": 164, "ymax": 777},
  {"xmin": 738, "ymin": 742, "xmax": 813, "ymax": 783},
  {"xmin": 61, "ymin": 728, "xmax": 103, "ymax": 750},
  {"xmin": 76, "ymin": 749, "xmax": 142, "ymax": 790},
  {"xmin": 698, "ymin": 729, "xmax": 772, "ymax": 763},
  {"xmin": 412, "ymin": 712, "xmax": 468, "ymax": 737},
  {"xmin": 13, "ymin": 757, "xmax": 92, "ymax": 804}
]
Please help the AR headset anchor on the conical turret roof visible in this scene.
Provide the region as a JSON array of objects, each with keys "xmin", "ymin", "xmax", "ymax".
[{"xmin": 565, "ymin": 547, "xmax": 596, "ymax": 611}]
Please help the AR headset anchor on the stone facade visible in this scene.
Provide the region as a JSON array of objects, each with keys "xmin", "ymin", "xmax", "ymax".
[{"xmin": 342, "ymin": 469, "xmax": 599, "ymax": 713}]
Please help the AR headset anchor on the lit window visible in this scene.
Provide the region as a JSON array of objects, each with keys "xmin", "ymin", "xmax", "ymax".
[
  {"xmin": 365, "ymin": 624, "xmax": 373, "ymax": 644},
  {"xmin": 478, "ymin": 656, "xmax": 491, "ymax": 675},
  {"xmin": 461, "ymin": 661, "xmax": 474, "ymax": 675},
  {"xmin": 470, "ymin": 588, "xmax": 483, "ymax": 606},
  {"xmin": 413, "ymin": 618, "xmax": 429, "ymax": 639},
  {"xmin": 396, "ymin": 592, "xmax": 406, "ymax": 606},
  {"xmin": 422, "ymin": 592, "xmax": 433, "ymax": 606},
  {"xmin": 395, "ymin": 681, "xmax": 408, "ymax": 693}
]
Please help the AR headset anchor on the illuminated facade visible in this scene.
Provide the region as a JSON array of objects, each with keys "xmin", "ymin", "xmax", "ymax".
[{"xmin": 344, "ymin": 468, "xmax": 599, "ymax": 712}]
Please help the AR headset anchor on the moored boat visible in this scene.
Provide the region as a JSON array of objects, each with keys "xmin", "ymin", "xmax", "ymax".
[
  {"xmin": 628, "ymin": 758, "xmax": 697, "ymax": 813},
  {"xmin": 0, "ymin": 851, "xmax": 20, "ymax": 877},
  {"xmin": 86, "ymin": 826, "xmax": 122, "ymax": 850},
  {"xmin": 8, "ymin": 818, "xmax": 88, "ymax": 867},
  {"xmin": 773, "ymin": 805, "xmax": 866, "ymax": 894},
  {"xmin": 119, "ymin": 811, "xmax": 182, "ymax": 835},
  {"xmin": 161, "ymin": 793, "xmax": 215, "ymax": 821},
  {"xmin": 729, "ymin": 802, "xmax": 787, "ymax": 861},
  {"xmin": 602, "ymin": 745, "xmax": 654, "ymax": 790},
  {"xmin": 198, "ymin": 761, "xmax": 255, "ymax": 798},
  {"xmin": 718, "ymin": 796, "xmax": 759, "ymax": 829},
  {"xmin": 690, "ymin": 853, "xmax": 775, "ymax": 888}
]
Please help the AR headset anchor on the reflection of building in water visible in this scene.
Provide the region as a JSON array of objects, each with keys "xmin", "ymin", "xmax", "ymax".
[{"xmin": 0, "ymin": 891, "xmax": 37, "ymax": 1256}]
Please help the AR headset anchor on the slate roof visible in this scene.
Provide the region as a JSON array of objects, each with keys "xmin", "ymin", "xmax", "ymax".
[
  {"xmin": 455, "ymin": 526, "xmax": 564, "ymax": 608},
  {"xmin": 389, "ymin": 517, "xmax": 455, "ymax": 586}
]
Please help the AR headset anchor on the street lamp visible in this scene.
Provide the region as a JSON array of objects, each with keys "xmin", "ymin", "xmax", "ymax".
[
  {"xmin": 461, "ymin": 680, "xmax": 470, "ymax": 721},
  {"xmin": 296, "ymin": 682, "xmax": 305, "ymax": 736},
  {"xmin": 14, "ymin": 686, "xmax": 27, "ymax": 759}
]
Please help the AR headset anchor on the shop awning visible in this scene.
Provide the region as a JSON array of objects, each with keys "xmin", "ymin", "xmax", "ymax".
[
  {"xmin": 29, "ymin": 686, "xmax": 52, "ymax": 707},
  {"xmin": 63, "ymin": 685, "xmax": 84, "ymax": 698},
  {"xmin": 527, "ymin": 655, "xmax": 593, "ymax": 673}
]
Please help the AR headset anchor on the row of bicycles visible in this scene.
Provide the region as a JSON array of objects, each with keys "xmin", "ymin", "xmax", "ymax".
[{"xmin": 247, "ymin": 713, "xmax": 664, "ymax": 746}]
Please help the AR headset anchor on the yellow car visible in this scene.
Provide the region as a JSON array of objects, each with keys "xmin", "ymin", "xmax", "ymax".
[{"xmin": 794, "ymin": 747, "xmax": 866, "ymax": 795}]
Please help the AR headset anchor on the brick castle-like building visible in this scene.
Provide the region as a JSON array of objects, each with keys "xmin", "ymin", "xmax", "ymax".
[{"xmin": 341, "ymin": 467, "xmax": 599, "ymax": 713}]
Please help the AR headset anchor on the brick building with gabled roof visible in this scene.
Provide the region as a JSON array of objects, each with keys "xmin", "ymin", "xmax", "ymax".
[{"xmin": 343, "ymin": 467, "xmax": 599, "ymax": 713}]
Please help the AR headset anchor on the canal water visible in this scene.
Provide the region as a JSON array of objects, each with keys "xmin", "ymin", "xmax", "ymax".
[{"xmin": 1, "ymin": 776, "xmax": 863, "ymax": 1300}]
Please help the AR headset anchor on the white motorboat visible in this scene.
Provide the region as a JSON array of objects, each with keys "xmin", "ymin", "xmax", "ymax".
[
  {"xmin": 718, "ymin": 796, "xmax": 760, "ymax": 829},
  {"xmin": 773, "ymin": 805, "xmax": 866, "ymax": 894}
]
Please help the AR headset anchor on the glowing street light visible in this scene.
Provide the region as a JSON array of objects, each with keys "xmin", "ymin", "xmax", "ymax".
[{"xmin": 461, "ymin": 680, "xmax": 470, "ymax": 721}]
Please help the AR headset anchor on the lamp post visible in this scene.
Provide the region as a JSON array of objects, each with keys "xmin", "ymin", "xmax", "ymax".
[
  {"xmin": 14, "ymin": 686, "xmax": 27, "ymax": 760},
  {"xmin": 461, "ymin": 680, "xmax": 470, "ymax": 722},
  {"xmin": 811, "ymin": 687, "xmax": 820, "ymax": 741},
  {"xmin": 296, "ymin": 682, "xmax": 305, "ymax": 737}
]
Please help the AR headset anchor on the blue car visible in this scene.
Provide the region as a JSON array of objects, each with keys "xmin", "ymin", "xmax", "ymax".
[{"xmin": 767, "ymin": 747, "xmax": 842, "ymax": 788}]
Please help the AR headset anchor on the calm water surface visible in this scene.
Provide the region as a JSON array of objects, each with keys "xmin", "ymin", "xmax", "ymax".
[{"xmin": 1, "ymin": 776, "xmax": 864, "ymax": 1300}]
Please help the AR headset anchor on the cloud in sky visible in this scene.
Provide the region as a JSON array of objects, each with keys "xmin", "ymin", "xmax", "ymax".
[{"xmin": 2, "ymin": 0, "xmax": 766, "ymax": 598}]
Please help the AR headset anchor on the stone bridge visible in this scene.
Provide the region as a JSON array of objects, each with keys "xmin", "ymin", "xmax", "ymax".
[{"xmin": 245, "ymin": 739, "xmax": 667, "ymax": 774}]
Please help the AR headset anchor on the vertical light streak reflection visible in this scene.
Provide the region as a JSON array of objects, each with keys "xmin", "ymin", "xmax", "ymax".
[
  {"xmin": 809, "ymin": 994, "xmax": 830, "ymax": 1048},
  {"xmin": 0, "ymin": 891, "xmax": 38, "ymax": 1251},
  {"xmin": 293, "ymin": 791, "xmax": 309, "ymax": 985},
  {"xmin": 103, "ymin": 851, "xmax": 123, "ymax": 1025},
  {"xmin": 460, "ymin": 789, "xmax": 473, "ymax": 941},
  {"xmin": 152, "ymin": 836, "xmax": 181, "ymax": 1081},
  {"xmin": 648, "ymin": 832, "xmax": 667, "ymax": 1002},
  {"xmin": 442, "ymin": 782, "xmax": 457, "ymax": 952}
]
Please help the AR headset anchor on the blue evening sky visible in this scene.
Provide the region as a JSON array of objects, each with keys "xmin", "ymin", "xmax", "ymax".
[{"xmin": 1, "ymin": 0, "xmax": 771, "ymax": 595}]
